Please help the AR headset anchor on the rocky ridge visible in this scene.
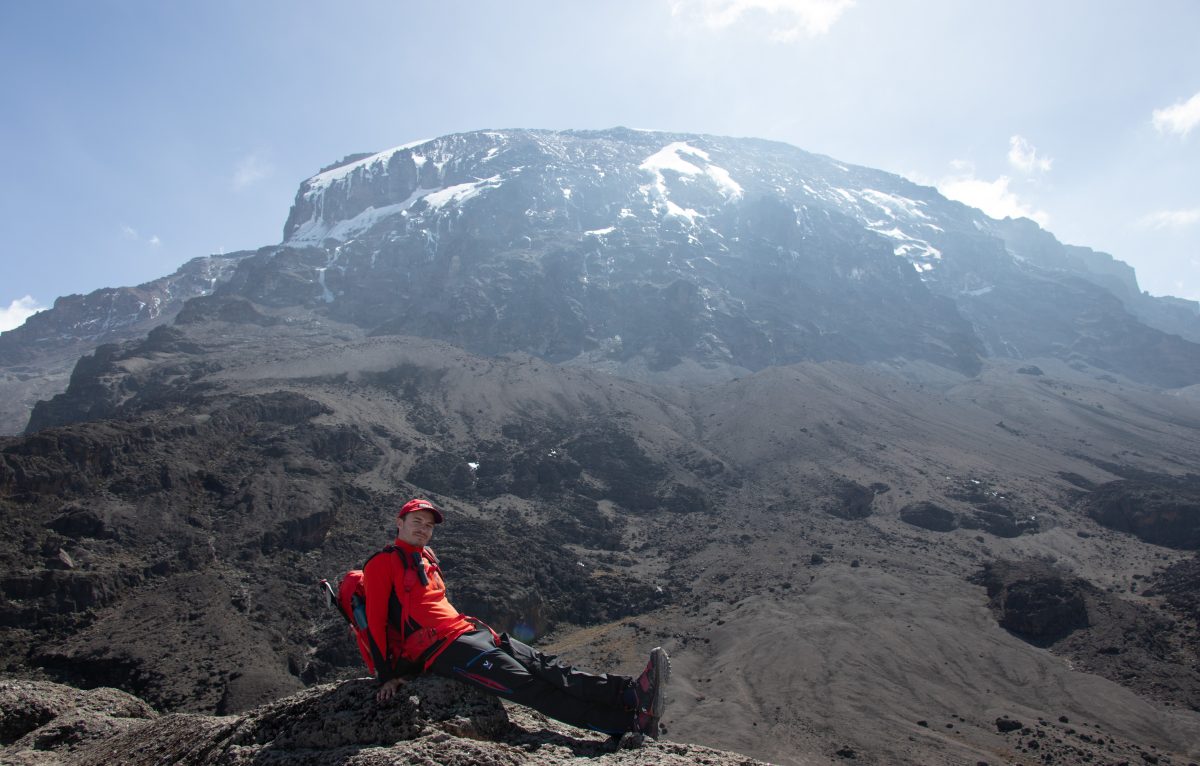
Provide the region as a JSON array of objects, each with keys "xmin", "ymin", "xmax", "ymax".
[
  {"xmin": 1, "ymin": 677, "xmax": 767, "ymax": 765},
  {"xmin": 0, "ymin": 252, "xmax": 249, "ymax": 435}
]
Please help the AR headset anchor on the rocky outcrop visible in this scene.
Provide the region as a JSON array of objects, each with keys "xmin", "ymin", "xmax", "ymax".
[
  {"xmin": 1080, "ymin": 475, "xmax": 1200, "ymax": 549},
  {"xmin": 0, "ymin": 680, "xmax": 156, "ymax": 757},
  {"xmin": 899, "ymin": 501, "xmax": 958, "ymax": 532},
  {"xmin": 973, "ymin": 561, "xmax": 1089, "ymax": 645},
  {"xmin": 974, "ymin": 560, "xmax": 1200, "ymax": 710},
  {"xmin": 0, "ymin": 678, "xmax": 769, "ymax": 766}
]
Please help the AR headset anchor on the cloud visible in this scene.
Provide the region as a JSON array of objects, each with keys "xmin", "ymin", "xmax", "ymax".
[
  {"xmin": 120, "ymin": 224, "xmax": 162, "ymax": 247},
  {"xmin": 1138, "ymin": 208, "xmax": 1200, "ymax": 229},
  {"xmin": 1007, "ymin": 135, "xmax": 1052, "ymax": 173},
  {"xmin": 932, "ymin": 162, "xmax": 1049, "ymax": 226},
  {"xmin": 0, "ymin": 295, "xmax": 46, "ymax": 332},
  {"xmin": 233, "ymin": 154, "xmax": 272, "ymax": 189},
  {"xmin": 1152, "ymin": 91, "xmax": 1200, "ymax": 137},
  {"xmin": 668, "ymin": 0, "xmax": 855, "ymax": 40}
]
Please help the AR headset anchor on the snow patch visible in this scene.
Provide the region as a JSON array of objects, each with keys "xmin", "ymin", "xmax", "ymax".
[
  {"xmin": 304, "ymin": 138, "xmax": 433, "ymax": 195},
  {"xmin": 859, "ymin": 189, "xmax": 930, "ymax": 220},
  {"xmin": 639, "ymin": 142, "xmax": 743, "ymax": 200},
  {"xmin": 423, "ymin": 175, "xmax": 503, "ymax": 211},
  {"xmin": 288, "ymin": 198, "xmax": 417, "ymax": 245}
]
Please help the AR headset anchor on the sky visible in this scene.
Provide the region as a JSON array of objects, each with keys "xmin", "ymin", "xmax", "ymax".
[{"xmin": 2, "ymin": 0, "xmax": 1198, "ymax": 331}]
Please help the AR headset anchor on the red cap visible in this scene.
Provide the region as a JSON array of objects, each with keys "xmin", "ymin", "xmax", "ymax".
[{"xmin": 398, "ymin": 498, "xmax": 444, "ymax": 524}]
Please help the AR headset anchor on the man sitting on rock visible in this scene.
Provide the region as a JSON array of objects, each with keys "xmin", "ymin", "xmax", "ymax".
[{"xmin": 359, "ymin": 498, "xmax": 670, "ymax": 741}]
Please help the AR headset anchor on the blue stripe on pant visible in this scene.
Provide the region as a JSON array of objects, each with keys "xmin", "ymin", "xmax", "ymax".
[{"xmin": 429, "ymin": 627, "xmax": 634, "ymax": 735}]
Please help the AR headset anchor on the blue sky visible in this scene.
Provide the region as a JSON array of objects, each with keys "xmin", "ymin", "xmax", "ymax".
[{"xmin": 2, "ymin": 0, "xmax": 1198, "ymax": 330}]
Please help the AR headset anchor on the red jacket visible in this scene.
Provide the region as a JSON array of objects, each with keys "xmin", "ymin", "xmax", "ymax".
[{"xmin": 363, "ymin": 540, "xmax": 474, "ymax": 677}]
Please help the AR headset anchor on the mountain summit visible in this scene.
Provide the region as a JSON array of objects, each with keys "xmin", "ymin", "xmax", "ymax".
[{"xmin": 246, "ymin": 127, "xmax": 1200, "ymax": 387}]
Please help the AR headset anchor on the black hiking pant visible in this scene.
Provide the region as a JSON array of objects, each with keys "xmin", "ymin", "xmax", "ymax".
[{"xmin": 428, "ymin": 627, "xmax": 635, "ymax": 735}]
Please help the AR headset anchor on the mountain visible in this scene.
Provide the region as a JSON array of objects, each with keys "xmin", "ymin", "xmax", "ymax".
[
  {"xmin": 264, "ymin": 128, "xmax": 1200, "ymax": 386},
  {"xmin": 0, "ymin": 252, "xmax": 248, "ymax": 435},
  {"xmin": 3, "ymin": 128, "xmax": 1200, "ymax": 765},
  {"xmin": 7, "ymin": 128, "xmax": 1200, "ymax": 436}
]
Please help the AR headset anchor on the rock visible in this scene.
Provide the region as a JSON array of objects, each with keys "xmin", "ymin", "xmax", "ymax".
[
  {"xmin": 900, "ymin": 501, "xmax": 959, "ymax": 532},
  {"xmin": 1081, "ymin": 475, "xmax": 1200, "ymax": 550},
  {"xmin": 973, "ymin": 562, "xmax": 1089, "ymax": 645},
  {"xmin": 1, "ymin": 677, "xmax": 772, "ymax": 766},
  {"xmin": 0, "ymin": 680, "xmax": 156, "ymax": 749},
  {"xmin": 995, "ymin": 717, "xmax": 1023, "ymax": 733}
]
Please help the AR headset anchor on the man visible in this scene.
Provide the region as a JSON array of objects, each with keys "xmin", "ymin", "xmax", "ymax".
[{"xmin": 360, "ymin": 497, "xmax": 670, "ymax": 740}]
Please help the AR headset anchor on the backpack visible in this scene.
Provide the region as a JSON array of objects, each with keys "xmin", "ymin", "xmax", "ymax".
[
  {"xmin": 319, "ymin": 546, "xmax": 437, "ymax": 676},
  {"xmin": 320, "ymin": 568, "xmax": 385, "ymax": 675}
]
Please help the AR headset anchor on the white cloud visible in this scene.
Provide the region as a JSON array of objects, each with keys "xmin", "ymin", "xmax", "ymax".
[
  {"xmin": 668, "ymin": 0, "xmax": 854, "ymax": 40},
  {"xmin": 1007, "ymin": 135, "xmax": 1052, "ymax": 173},
  {"xmin": 0, "ymin": 295, "xmax": 46, "ymax": 332},
  {"xmin": 1152, "ymin": 91, "xmax": 1200, "ymax": 137},
  {"xmin": 120, "ymin": 224, "xmax": 162, "ymax": 247},
  {"xmin": 936, "ymin": 166, "xmax": 1049, "ymax": 226},
  {"xmin": 233, "ymin": 153, "xmax": 272, "ymax": 189},
  {"xmin": 1138, "ymin": 208, "xmax": 1200, "ymax": 229}
]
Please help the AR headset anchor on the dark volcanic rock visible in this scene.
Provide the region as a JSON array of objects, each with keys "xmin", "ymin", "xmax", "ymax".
[
  {"xmin": 820, "ymin": 479, "xmax": 876, "ymax": 520},
  {"xmin": 900, "ymin": 501, "xmax": 959, "ymax": 532},
  {"xmin": 1081, "ymin": 475, "xmax": 1200, "ymax": 549},
  {"xmin": 995, "ymin": 716, "xmax": 1024, "ymax": 733},
  {"xmin": 0, "ymin": 680, "xmax": 155, "ymax": 750},
  {"xmin": 1151, "ymin": 553, "xmax": 1200, "ymax": 623},
  {"xmin": 973, "ymin": 561, "xmax": 1089, "ymax": 645},
  {"xmin": 975, "ymin": 560, "xmax": 1200, "ymax": 709},
  {"xmin": 0, "ymin": 677, "xmax": 768, "ymax": 765}
]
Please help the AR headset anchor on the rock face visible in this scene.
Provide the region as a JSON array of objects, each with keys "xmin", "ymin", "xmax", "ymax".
[
  {"xmin": 244, "ymin": 129, "xmax": 1200, "ymax": 388},
  {"xmin": 0, "ymin": 252, "xmax": 249, "ymax": 435},
  {"xmin": 1081, "ymin": 475, "xmax": 1200, "ymax": 549},
  {"xmin": 974, "ymin": 561, "xmax": 1090, "ymax": 645},
  {"xmin": 0, "ymin": 677, "xmax": 768, "ymax": 766},
  {"xmin": 899, "ymin": 501, "xmax": 958, "ymax": 532}
]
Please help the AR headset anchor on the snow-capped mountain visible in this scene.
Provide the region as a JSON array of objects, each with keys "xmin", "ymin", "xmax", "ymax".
[
  {"xmin": 252, "ymin": 128, "xmax": 1199, "ymax": 386},
  {"xmin": 7, "ymin": 127, "xmax": 1200, "ymax": 437}
]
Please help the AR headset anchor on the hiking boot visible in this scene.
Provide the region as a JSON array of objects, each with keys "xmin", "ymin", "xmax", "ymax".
[
  {"xmin": 609, "ymin": 731, "xmax": 647, "ymax": 750},
  {"xmin": 630, "ymin": 646, "xmax": 670, "ymax": 738}
]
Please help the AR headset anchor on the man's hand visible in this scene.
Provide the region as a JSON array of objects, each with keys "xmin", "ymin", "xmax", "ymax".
[{"xmin": 375, "ymin": 677, "xmax": 406, "ymax": 702}]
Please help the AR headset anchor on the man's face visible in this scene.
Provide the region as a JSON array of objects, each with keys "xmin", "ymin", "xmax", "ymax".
[{"xmin": 397, "ymin": 509, "xmax": 437, "ymax": 547}]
